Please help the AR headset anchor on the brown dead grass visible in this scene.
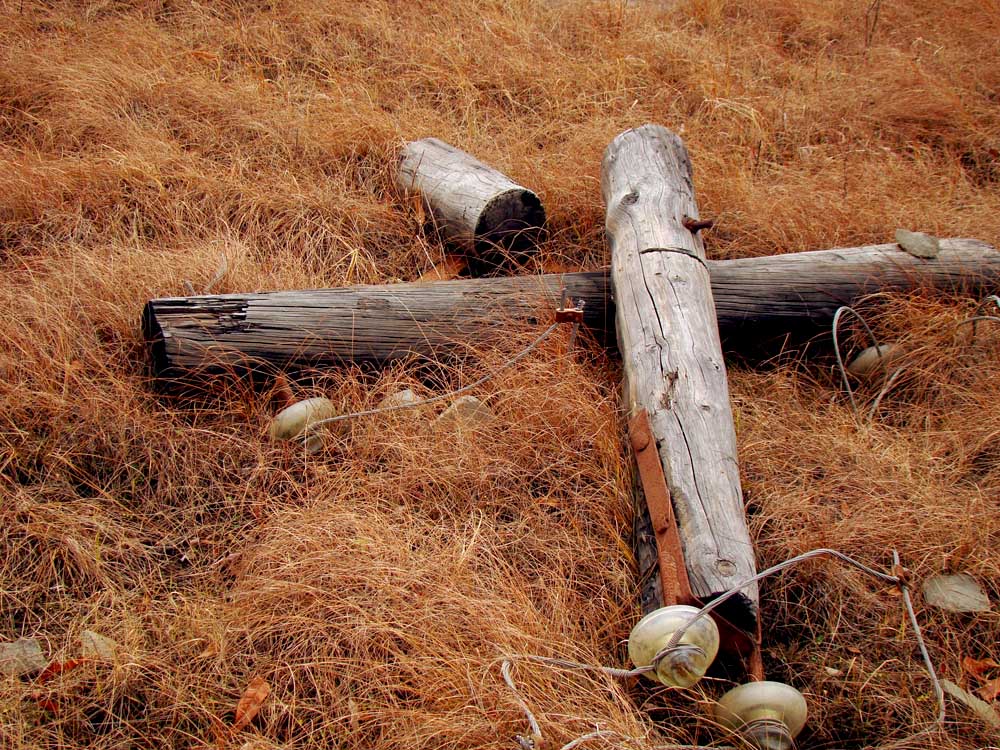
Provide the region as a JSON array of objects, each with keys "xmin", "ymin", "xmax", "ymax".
[{"xmin": 2, "ymin": 0, "xmax": 1000, "ymax": 748}]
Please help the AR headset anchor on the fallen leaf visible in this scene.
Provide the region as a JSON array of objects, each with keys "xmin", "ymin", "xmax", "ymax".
[
  {"xmin": 963, "ymin": 656, "xmax": 1000, "ymax": 679},
  {"xmin": 895, "ymin": 228, "xmax": 940, "ymax": 258},
  {"xmin": 37, "ymin": 658, "xmax": 87, "ymax": 683},
  {"xmin": 979, "ymin": 676, "xmax": 1000, "ymax": 703},
  {"xmin": 0, "ymin": 637, "xmax": 47, "ymax": 676},
  {"xmin": 233, "ymin": 676, "xmax": 270, "ymax": 732},
  {"xmin": 922, "ymin": 573, "xmax": 992, "ymax": 613},
  {"xmin": 941, "ymin": 680, "xmax": 1000, "ymax": 729},
  {"xmin": 943, "ymin": 679, "xmax": 1000, "ymax": 728},
  {"xmin": 80, "ymin": 630, "xmax": 118, "ymax": 661}
]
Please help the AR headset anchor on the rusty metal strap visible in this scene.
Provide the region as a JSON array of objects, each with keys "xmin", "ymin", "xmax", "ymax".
[
  {"xmin": 628, "ymin": 408, "xmax": 763, "ymax": 680},
  {"xmin": 628, "ymin": 409, "xmax": 693, "ymax": 607}
]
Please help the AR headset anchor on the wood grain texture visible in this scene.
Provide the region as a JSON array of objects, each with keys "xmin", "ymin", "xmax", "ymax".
[
  {"xmin": 396, "ymin": 138, "xmax": 545, "ymax": 260},
  {"xmin": 143, "ymin": 273, "xmax": 611, "ymax": 380},
  {"xmin": 143, "ymin": 238, "xmax": 1000, "ymax": 381},
  {"xmin": 602, "ymin": 124, "xmax": 758, "ymax": 630},
  {"xmin": 710, "ymin": 237, "xmax": 1000, "ymax": 332}
]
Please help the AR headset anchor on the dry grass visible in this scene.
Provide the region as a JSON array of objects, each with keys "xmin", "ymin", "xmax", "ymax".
[{"xmin": 2, "ymin": 0, "xmax": 1000, "ymax": 747}]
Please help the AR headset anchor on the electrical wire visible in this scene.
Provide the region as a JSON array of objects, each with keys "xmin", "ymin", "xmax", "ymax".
[
  {"xmin": 659, "ymin": 548, "xmax": 944, "ymax": 722},
  {"xmin": 299, "ymin": 322, "xmax": 560, "ymax": 441},
  {"xmin": 836, "ymin": 295, "xmax": 1000, "ymax": 421},
  {"xmin": 558, "ymin": 730, "xmax": 618, "ymax": 750},
  {"xmin": 503, "ymin": 654, "xmax": 653, "ymax": 681},
  {"xmin": 660, "ymin": 548, "xmax": 900, "ymax": 653},
  {"xmin": 501, "ymin": 547, "xmax": 946, "ymax": 749},
  {"xmin": 894, "ymin": 549, "xmax": 945, "ymax": 724},
  {"xmin": 867, "ymin": 366, "xmax": 907, "ymax": 421},
  {"xmin": 502, "ymin": 659, "xmax": 542, "ymax": 750},
  {"xmin": 832, "ymin": 305, "xmax": 885, "ymax": 418}
]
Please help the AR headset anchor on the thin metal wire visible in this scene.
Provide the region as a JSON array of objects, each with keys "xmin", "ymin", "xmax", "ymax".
[
  {"xmin": 659, "ymin": 548, "xmax": 945, "ymax": 723},
  {"xmin": 661, "ymin": 548, "xmax": 900, "ymax": 656},
  {"xmin": 894, "ymin": 549, "xmax": 946, "ymax": 724},
  {"xmin": 832, "ymin": 305, "xmax": 884, "ymax": 418},
  {"xmin": 300, "ymin": 323, "xmax": 560, "ymax": 440},
  {"xmin": 500, "ymin": 546, "xmax": 946, "ymax": 747},
  {"xmin": 957, "ymin": 314, "xmax": 1000, "ymax": 340},
  {"xmin": 504, "ymin": 653, "xmax": 653, "ymax": 680},
  {"xmin": 502, "ymin": 659, "xmax": 542, "ymax": 749},
  {"xmin": 558, "ymin": 730, "xmax": 618, "ymax": 750},
  {"xmin": 867, "ymin": 366, "xmax": 907, "ymax": 421},
  {"xmin": 974, "ymin": 294, "xmax": 1000, "ymax": 317}
]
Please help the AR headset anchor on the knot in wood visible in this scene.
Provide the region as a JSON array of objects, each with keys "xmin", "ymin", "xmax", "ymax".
[
  {"xmin": 621, "ymin": 191, "xmax": 639, "ymax": 206},
  {"xmin": 715, "ymin": 558, "xmax": 737, "ymax": 576}
]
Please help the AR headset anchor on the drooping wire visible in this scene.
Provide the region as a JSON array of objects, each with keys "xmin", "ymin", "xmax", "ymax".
[
  {"xmin": 502, "ymin": 659, "xmax": 542, "ymax": 750},
  {"xmin": 503, "ymin": 654, "xmax": 653, "ymax": 681},
  {"xmin": 832, "ymin": 305, "xmax": 886, "ymax": 418},
  {"xmin": 557, "ymin": 730, "xmax": 618, "ymax": 750},
  {"xmin": 660, "ymin": 548, "xmax": 900, "ymax": 653},
  {"xmin": 836, "ymin": 295, "xmax": 1000, "ymax": 421},
  {"xmin": 867, "ymin": 366, "xmax": 907, "ymax": 421},
  {"xmin": 657, "ymin": 548, "xmax": 943, "ymax": 724},
  {"xmin": 894, "ymin": 549, "xmax": 945, "ymax": 724},
  {"xmin": 500, "ymin": 547, "xmax": 946, "ymax": 749},
  {"xmin": 957, "ymin": 295, "xmax": 1000, "ymax": 343},
  {"xmin": 299, "ymin": 322, "xmax": 561, "ymax": 442}
]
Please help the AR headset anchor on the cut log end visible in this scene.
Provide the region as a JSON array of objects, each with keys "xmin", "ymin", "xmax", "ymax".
[
  {"xmin": 141, "ymin": 300, "xmax": 170, "ymax": 379},
  {"xmin": 707, "ymin": 590, "xmax": 758, "ymax": 635},
  {"xmin": 397, "ymin": 137, "xmax": 546, "ymax": 266},
  {"xmin": 474, "ymin": 188, "xmax": 546, "ymax": 260}
]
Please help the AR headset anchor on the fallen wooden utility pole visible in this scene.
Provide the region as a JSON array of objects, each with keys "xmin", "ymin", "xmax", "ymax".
[
  {"xmin": 144, "ymin": 237, "xmax": 1000, "ymax": 380},
  {"xmin": 397, "ymin": 137, "xmax": 545, "ymax": 270},
  {"xmin": 603, "ymin": 124, "xmax": 758, "ymax": 632}
]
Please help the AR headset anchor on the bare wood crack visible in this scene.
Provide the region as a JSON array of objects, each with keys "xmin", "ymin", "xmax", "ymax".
[
  {"xmin": 603, "ymin": 124, "xmax": 759, "ymax": 631},
  {"xmin": 639, "ymin": 246, "xmax": 710, "ymax": 270}
]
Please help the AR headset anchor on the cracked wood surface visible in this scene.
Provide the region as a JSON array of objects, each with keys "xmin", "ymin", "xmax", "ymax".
[
  {"xmin": 143, "ymin": 238, "xmax": 1000, "ymax": 383},
  {"xmin": 143, "ymin": 273, "xmax": 611, "ymax": 380},
  {"xmin": 603, "ymin": 124, "xmax": 758, "ymax": 629}
]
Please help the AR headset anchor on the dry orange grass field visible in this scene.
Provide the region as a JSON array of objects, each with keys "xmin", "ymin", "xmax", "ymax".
[{"xmin": 2, "ymin": 0, "xmax": 1000, "ymax": 748}]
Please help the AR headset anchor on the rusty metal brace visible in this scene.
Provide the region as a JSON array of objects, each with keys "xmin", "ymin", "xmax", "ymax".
[
  {"xmin": 628, "ymin": 408, "xmax": 763, "ymax": 680},
  {"xmin": 682, "ymin": 215, "xmax": 715, "ymax": 233},
  {"xmin": 556, "ymin": 289, "xmax": 585, "ymax": 350},
  {"xmin": 556, "ymin": 288, "xmax": 585, "ymax": 324}
]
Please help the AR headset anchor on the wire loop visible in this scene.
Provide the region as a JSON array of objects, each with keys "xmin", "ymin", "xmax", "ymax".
[{"xmin": 500, "ymin": 546, "xmax": 945, "ymax": 750}]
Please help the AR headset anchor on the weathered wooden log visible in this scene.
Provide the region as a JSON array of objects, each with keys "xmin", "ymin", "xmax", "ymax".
[
  {"xmin": 710, "ymin": 237, "xmax": 1000, "ymax": 335},
  {"xmin": 143, "ymin": 237, "xmax": 1000, "ymax": 380},
  {"xmin": 397, "ymin": 138, "xmax": 545, "ymax": 263},
  {"xmin": 603, "ymin": 124, "xmax": 758, "ymax": 631},
  {"xmin": 143, "ymin": 273, "xmax": 609, "ymax": 380}
]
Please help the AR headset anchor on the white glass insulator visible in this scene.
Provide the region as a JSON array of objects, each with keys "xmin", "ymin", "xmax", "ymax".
[
  {"xmin": 713, "ymin": 680, "xmax": 808, "ymax": 747},
  {"xmin": 269, "ymin": 397, "xmax": 337, "ymax": 442},
  {"xmin": 627, "ymin": 605, "xmax": 720, "ymax": 688}
]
